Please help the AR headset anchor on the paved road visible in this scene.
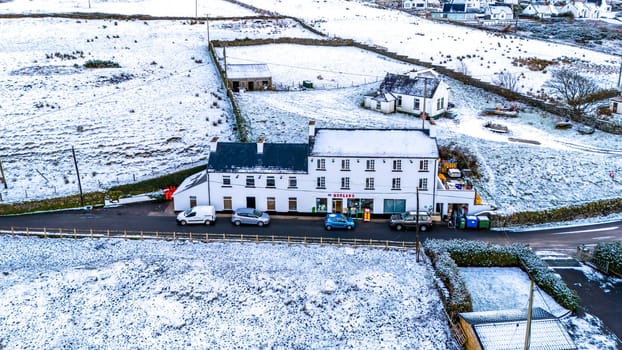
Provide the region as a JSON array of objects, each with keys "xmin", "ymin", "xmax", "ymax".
[{"xmin": 1, "ymin": 201, "xmax": 621, "ymax": 342}]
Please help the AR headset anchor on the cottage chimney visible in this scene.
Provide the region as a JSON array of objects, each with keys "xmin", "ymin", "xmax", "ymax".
[
  {"xmin": 257, "ymin": 137, "xmax": 265, "ymax": 154},
  {"xmin": 209, "ymin": 136, "xmax": 219, "ymax": 152},
  {"xmin": 308, "ymin": 120, "xmax": 316, "ymax": 142}
]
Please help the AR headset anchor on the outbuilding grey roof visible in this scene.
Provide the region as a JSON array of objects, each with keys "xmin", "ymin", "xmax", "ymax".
[
  {"xmin": 208, "ymin": 142, "xmax": 309, "ymax": 173},
  {"xmin": 379, "ymin": 73, "xmax": 440, "ymax": 99},
  {"xmin": 459, "ymin": 308, "xmax": 576, "ymax": 350},
  {"xmin": 226, "ymin": 64, "xmax": 271, "ymax": 80}
]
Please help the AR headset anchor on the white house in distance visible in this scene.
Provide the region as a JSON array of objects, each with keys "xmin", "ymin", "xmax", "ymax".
[
  {"xmin": 173, "ymin": 121, "xmax": 481, "ymax": 217},
  {"xmin": 364, "ymin": 69, "xmax": 450, "ymax": 118}
]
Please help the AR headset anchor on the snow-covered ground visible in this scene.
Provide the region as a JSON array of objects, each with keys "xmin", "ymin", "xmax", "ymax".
[
  {"xmin": 1, "ymin": 0, "xmax": 621, "ymax": 216},
  {"xmin": 0, "ymin": 2, "xmax": 621, "ymax": 348},
  {"xmin": 0, "ymin": 235, "xmax": 619, "ymax": 349}
]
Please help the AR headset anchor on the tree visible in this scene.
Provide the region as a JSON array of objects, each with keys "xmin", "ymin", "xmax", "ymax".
[
  {"xmin": 493, "ymin": 71, "xmax": 518, "ymax": 92},
  {"xmin": 545, "ymin": 67, "xmax": 600, "ymax": 115}
]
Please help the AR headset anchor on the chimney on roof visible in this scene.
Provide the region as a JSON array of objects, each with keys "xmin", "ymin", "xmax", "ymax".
[
  {"xmin": 257, "ymin": 137, "xmax": 265, "ymax": 154},
  {"xmin": 308, "ymin": 120, "xmax": 316, "ymax": 143},
  {"xmin": 209, "ymin": 136, "xmax": 219, "ymax": 152}
]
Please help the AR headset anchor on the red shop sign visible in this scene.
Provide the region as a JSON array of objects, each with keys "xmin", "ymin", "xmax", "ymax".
[{"xmin": 332, "ymin": 193, "xmax": 355, "ymax": 198}]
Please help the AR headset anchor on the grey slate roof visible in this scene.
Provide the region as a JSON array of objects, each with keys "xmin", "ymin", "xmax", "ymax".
[
  {"xmin": 226, "ymin": 64, "xmax": 271, "ymax": 80},
  {"xmin": 379, "ymin": 73, "xmax": 440, "ymax": 98},
  {"xmin": 208, "ymin": 142, "xmax": 309, "ymax": 173}
]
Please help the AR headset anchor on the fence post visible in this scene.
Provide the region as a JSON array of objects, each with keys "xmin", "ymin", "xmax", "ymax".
[
  {"xmin": 107, "ymin": 229, "xmax": 110, "ymax": 238},
  {"xmin": 141, "ymin": 231, "xmax": 143, "ymax": 240},
  {"xmin": 173, "ymin": 232, "xmax": 176, "ymax": 241},
  {"xmin": 26, "ymin": 227, "xmax": 29, "ymax": 237},
  {"xmin": 320, "ymin": 236, "xmax": 323, "ymax": 246},
  {"xmin": 304, "ymin": 236, "xmax": 307, "ymax": 245},
  {"xmin": 74, "ymin": 228, "xmax": 77, "ymax": 239},
  {"xmin": 256, "ymin": 234, "xmax": 258, "ymax": 243},
  {"xmin": 385, "ymin": 240, "xmax": 389, "ymax": 250},
  {"xmin": 206, "ymin": 232, "xmax": 209, "ymax": 243},
  {"xmin": 124, "ymin": 230, "xmax": 127, "ymax": 239},
  {"xmin": 156, "ymin": 231, "xmax": 159, "ymax": 239},
  {"xmin": 189, "ymin": 232, "xmax": 192, "ymax": 242},
  {"xmin": 288, "ymin": 236, "xmax": 291, "ymax": 245},
  {"xmin": 44, "ymin": 227, "xmax": 47, "ymax": 238},
  {"xmin": 90, "ymin": 229, "xmax": 93, "ymax": 239},
  {"xmin": 59, "ymin": 228, "xmax": 62, "ymax": 237},
  {"xmin": 338, "ymin": 237, "xmax": 341, "ymax": 246},
  {"xmin": 11, "ymin": 226, "xmax": 14, "ymax": 237},
  {"xmin": 272, "ymin": 235, "xmax": 275, "ymax": 244}
]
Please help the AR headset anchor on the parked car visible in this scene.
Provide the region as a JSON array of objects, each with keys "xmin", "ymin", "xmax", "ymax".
[
  {"xmin": 324, "ymin": 213, "xmax": 355, "ymax": 231},
  {"xmin": 389, "ymin": 211, "xmax": 433, "ymax": 232},
  {"xmin": 231, "ymin": 208, "xmax": 270, "ymax": 227},
  {"xmin": 176, "ymin": 205, "xmax": 216, "ymax": 226}
]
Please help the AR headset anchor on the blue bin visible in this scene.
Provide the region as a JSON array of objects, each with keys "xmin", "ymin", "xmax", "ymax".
[{"xmin": 466, "ymin": 216, "xmax": 478, "ymax": 229}]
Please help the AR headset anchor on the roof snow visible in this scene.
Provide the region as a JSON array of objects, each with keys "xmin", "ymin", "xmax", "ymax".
[{"xmin": 310, "ymin": 129, "xmax": 439, "ymax": 158}]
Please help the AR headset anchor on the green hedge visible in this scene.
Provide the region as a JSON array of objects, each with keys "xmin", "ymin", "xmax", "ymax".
[
  {"xmin": 593, "ymin": 241, "xmax": 622, "ymax": 275},
  {"xmin": 424, "ymin": 239, "xmax": 580, "ymax": 322}
]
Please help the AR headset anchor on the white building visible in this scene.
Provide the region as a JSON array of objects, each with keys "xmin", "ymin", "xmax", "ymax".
[
  {"xmin": 173, "ymin": 122, "xmax": 479, "ymax": 217},
  {"xmin": 364, "ymin": 69, "xmax": 450, "ymax": 118}
]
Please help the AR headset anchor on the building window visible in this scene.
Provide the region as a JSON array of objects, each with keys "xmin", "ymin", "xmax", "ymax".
[
  {"xmin": 384, "ymin": 199, "xmax": 406, "ymax": 213},
  {"xmin": 266, "ymin": 176, "xmax": 275, "ymax": 188},
  {"xmin": 316, "ymin": 159, "xmax": 325, "ymax": 171},
  {"xmin": 316, "ymin": 176, "xmax": 326, "ymax": 189},
  {"xmin": 376, "ymin": 101, "xmax": 381, "ymax": 110},
  {"xmin": 316, "ymin": 198, "xmax": 327, "ymax": 212},
  {"xmin": 392, "ymin": 178, "xmax": 401, "ymax": 190},
  {"xmin": 189, "ymin": 196, "xmax": 197, "ymax": 208},
  {"xmin": 222, "ymin": 175, "xmax": 231, "ymax": 187},
  {"xmin": 341, "ymin": 177, "xmax": 350, "ymax": 190},
  {"xmin": 341, "ymin": 159, "xmax": 350, "ymax": 171},
  {"xmin": 392, "ymin": 159, "xmax": 402, "ymax": 172},
  {"xmin": 397, "ymin": 95, "xmax": 402, "ymax": 107},
  {"xmin": 365, "ymin": 177, "xmax": 374, "ymax": 190},
  {"xmin": 267, "ymin": 197, "xmax": 275, "ymax": 211},
  {"xmin": 223, "ymin": 196, "xmax": 232, "ymax": 210},
  {"xmin": 288, "ymin": 197, "xmax": 297, "ymax": 211},
  {"xmin": 419, "ymin": 178, "xmax": 428, "ymax": 191},
  {"xmin": 288, "ymin": 176, "xmax": 297, "ymax": 189},
  {"xmin": 436, "ymin": 97, "xmax": 444, "ymax": 110},
  {"xmin": 366, "ymin": 159, "xmax": 375, "ymax": 171},
  {"xmin": 246, "ymin": 176, "xmax": 255, "ymax": 188},
  {"xmin": 419, "ymin": 160, "xmax": 429, "ymax": 172},
  {"xmin": 414, "ymin": 99, "xmax": 420, "ymax": 110}
]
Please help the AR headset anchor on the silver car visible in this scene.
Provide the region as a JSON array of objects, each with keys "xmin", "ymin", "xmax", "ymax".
[{"xmin": 231, "ymin": 208, "xmax": 271, "ymax": 227}]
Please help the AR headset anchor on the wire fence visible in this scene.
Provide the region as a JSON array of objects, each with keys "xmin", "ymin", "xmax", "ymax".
[{"xmin": 0, "ymin": 226, "xmax": 420, "ymax": 251}]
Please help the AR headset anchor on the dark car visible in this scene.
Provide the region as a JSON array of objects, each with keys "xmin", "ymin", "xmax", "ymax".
[
  {"xmin": 324, "ymin": 213, "xmax": 355, "ymax": 231},
  {"xmin": 389, "ymin": 211, "xmax": 433, "ymax": 232}
]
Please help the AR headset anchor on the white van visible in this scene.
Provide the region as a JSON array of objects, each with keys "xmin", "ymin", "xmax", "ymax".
[{"xmin": 176, "ymin": 205, "xmax": 216, "ymax": 226}]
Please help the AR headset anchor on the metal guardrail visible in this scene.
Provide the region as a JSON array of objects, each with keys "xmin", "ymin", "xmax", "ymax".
[{"xmin": 0, "ymin": 226, "xmax": 420, "ymax": 251}]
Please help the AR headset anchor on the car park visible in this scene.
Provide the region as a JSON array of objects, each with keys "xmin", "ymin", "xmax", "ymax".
[
  {"xmin": 324, "ymin": 213, "xmax": 355, "ymax": 230},
  {"xmin": 231, "ymin": 208, "xmax": 271, "ymax": 227},
  {"xmin": 176, "ymin": 205, "xmax": 216, "ymax": 226},
  {"xmin": 389, "ymin": 211, "xmax": 433, "ymax": 232}
]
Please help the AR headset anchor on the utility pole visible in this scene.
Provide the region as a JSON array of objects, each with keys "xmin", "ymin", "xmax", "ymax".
[
  {"xmin": 71, "ymin": 146, "xmax": 84, "ymax": 207},
  {"xmin": 415, "ymin": 187, "xmax": 420, "ymax": 263},
  {"xmin": 524, "ymin": 278, "xmax": 535, "ymax": 350},
  {"xmin": 617, "ymin": 59, "xmax": 622, "ymax": 88},
  {"xmin": 195, "ymin": 0, "xmax": 198, "ymax": 18},
  {"xmin": 0, "ymin": 159, "xmax": 7, "ymax": 189},
  {"xmin": 421, "ymin": 77, "xmax": 428, "ymax": 130}
]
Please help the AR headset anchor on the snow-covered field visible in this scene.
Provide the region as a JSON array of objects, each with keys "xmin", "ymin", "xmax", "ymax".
[
  {"xmin": 0, "ymin": 235, "xmax": 619, "ymax": 349},
  {"xmin": 1, "ymin": 0, "xmax": 621, "ymax": 216}
]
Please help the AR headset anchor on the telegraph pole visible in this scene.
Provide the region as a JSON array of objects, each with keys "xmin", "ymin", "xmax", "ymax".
[
  {"xmin": 206, "ymin": 14, "xmax": 210, "ymax": 44},
  {"xmin": 416, "ymin": 187, "xmax": 420, "ymax": 262},
  {"xmin": 0, "ymin": 159, "xmax": 7, "ymax": 189},
  {"xmin": 71, "ymin": 146, "xmax": 84, "ymax": 207},
  {"xmin": 617, "ymin": 59, "xmax": 622, "ymax": 88}
]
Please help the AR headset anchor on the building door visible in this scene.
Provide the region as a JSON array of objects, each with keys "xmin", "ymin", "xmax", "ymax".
[
  {"xmin": 246, "ymin": 196, "xmax": 256, "ymax": 209},
  {"xmin": 232, "ymin": 81, "xmax": 240, "ymax": 92},
  {"xmin": 332, "ymin": 198, "xmax": 343, "ymax": 213},
  {"xmin": 248, "ymin": 81, "xmax": 254, "ymax": 91}
]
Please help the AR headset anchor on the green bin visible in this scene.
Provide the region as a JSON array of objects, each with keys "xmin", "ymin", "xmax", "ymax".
[
  {"xmin": 477, "ymin": 216, "xmax": 490, "ymax": 229},
  {"xmin": 302, "ymin": 80, "xmax": 313, "ymax": 88},
  {"xmin": 459, "ymin": 217, "xmax": 466, "ymax": 229}
]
